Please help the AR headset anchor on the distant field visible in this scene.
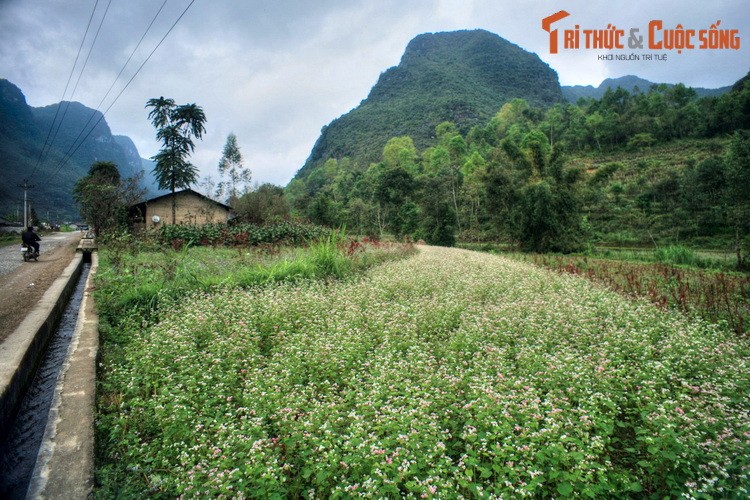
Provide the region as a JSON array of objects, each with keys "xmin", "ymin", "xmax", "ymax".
[{"xmin": 97, "ymin": 246, "xmax": 750, "ymax": 498}]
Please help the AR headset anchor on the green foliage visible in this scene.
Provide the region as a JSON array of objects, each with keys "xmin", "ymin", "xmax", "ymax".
[
  {"xmin": 73, "ymin": 161, "xmax": 145, "ymax": 236},
  {"xmin": 382, "ymin": 136, "xmax": 418, "ymax": 174},
  {"xmin": 158, "ymin": 221, "xmax": 329, "ymax": 248},
  {"xmin": 518, "ymin": 180, "xmax": 556, "ymax": 251},
  {"xmin": 233, "ymin": 183, "xmax": 290, "ymax": 224},
  {"xmin": 628, "ymin": 132, "xmax": 657, "ymax": 150},
  {"xmin": 287, "ymin": 62, "xmax": 750, "ymax": 255},
  {"xmin": 146, "ymin": 97, "xmax": 207, "ymax": 224},
  {"xmin": 725, "ymin": 130, "xmax": 750, "ymax": 269},
  {"xmin": 655, "ymin": 245, "xmax": 698, "ymax": 266},
  {"xmin": 418, "ymin": 175, "xmax": 456, "ymax": 246},
  {"xmin": 589, "ymin": 162, "xmax": 622, "ymax": 185}
]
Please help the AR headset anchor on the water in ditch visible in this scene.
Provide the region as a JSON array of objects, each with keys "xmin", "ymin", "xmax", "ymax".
[{"xmin": 0, "ymin": 263, "xmax": 91, "ymax": 499}]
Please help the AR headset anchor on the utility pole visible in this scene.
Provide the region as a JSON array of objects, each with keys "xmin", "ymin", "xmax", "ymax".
[{"xmin": 18, "ymin": 179, "xmax": 34, "ymax": 228}]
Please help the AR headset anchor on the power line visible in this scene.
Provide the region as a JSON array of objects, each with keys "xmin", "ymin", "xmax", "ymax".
[
  {"xmin": 37, "ymin": 0, "xmax": 113, "ymax": 180},
  {"xmin": 30, "ymin": 0, "xmax": 102, "ymax": 181},
  {"xmin": 47, "ymin": 0, "xmax": 170, "ymax": 181},
  {"xmin": 67, "ymin": 0, "xmax": 113, "ymax": 109},
  {"xmin": 44, "ymin": 0, "xmax": 198, "ymax": 183}
]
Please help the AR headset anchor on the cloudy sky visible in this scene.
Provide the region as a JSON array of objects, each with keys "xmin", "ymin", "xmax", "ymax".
[{"xmin": 1, "ymin": 0, "xmax": 747, "ymax": 188}]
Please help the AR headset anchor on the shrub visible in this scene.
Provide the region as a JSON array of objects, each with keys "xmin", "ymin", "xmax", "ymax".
[
  {"xmin": 656, "ymin": 245, "xmax": 697, "ymax": 266},
  {"xmin": 158, "ymin": 221, "xmax": 330, "ymax": 248}
]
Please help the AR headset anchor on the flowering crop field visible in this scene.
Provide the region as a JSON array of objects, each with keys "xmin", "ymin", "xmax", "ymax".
[{"xmin": 97, "ymin": 246, "xmax": 750, "ymax": 498}]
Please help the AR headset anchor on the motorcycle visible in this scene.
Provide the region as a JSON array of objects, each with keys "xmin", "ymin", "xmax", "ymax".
[{"xmin": 22, "ymin": 244, "xmax": 38, "ymax": 262}]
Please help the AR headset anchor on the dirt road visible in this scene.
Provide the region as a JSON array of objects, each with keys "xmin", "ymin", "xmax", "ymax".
[{"xmin": 0, "ymin": 232, "xmax": 83, "ymax": 342}]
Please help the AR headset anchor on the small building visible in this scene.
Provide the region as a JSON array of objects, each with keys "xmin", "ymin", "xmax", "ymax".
[
  {"xmin": 129, "ymin": 189, "xmax": 233, "ymax": 229},
  {"xmin": 0, "ymin": 217, "xmax": 23, "ymax": 234}
]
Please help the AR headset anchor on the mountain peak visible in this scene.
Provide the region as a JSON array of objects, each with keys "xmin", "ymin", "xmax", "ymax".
[
  {"xmin": 401, "ymin": 29, "xmax": 506, "ymax": 62},
  {"xmin": 0, "ymin": 78, "xmax": 27, "ymax": 105},
  {"xmin": 297, "ymin": 29, "xmax": 562, "ymax": 178},
  {"xmin": 0, "ymin": 79, "xmax": 151, "ymax": 219}
]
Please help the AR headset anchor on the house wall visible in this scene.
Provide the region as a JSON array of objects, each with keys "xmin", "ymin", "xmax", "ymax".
[{"xmin": 145, "ymin": 192, "xmax": 230, "ymax": 226}]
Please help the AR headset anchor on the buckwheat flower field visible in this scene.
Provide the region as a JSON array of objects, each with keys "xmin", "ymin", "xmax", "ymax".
[{"xmin": 98, "ymin": 246, "xmax": 750, "ymax": 498}]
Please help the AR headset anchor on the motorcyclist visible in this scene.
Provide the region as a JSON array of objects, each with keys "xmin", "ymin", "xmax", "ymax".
[{"xmin": 21, "ymin": 226, "xmax": 41, "ymax": 256}]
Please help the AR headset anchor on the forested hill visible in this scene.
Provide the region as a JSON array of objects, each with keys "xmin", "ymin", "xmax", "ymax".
[
  {"xmin": 562, "ymin": 75, "xmax": 731, "ymax": 102},
  {"xmin": 296, "ymin": 29, "xmax": 562, "ymax": 179},
  {"xmin": 0, "ymin": 78, "xmax": 149, "ymax": 221}
]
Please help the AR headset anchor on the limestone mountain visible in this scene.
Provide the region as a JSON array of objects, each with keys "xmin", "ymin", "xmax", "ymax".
[
  {"xmin": 0, "ymin": 78, "xmax": 148, "ymax": 221},
  {"xmin": 295, "ymin": 29, "xmax": 563, "ymax": 179}
]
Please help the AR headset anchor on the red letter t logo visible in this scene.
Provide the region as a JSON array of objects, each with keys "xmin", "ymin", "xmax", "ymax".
[{"xmin": 542, "ymin": 11, "xmax": 571, "ymax": 54}]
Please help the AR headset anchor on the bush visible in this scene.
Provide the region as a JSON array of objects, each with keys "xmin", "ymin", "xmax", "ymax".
[
  {"xmin": 656, "ymin": 245, "xmax": 697, "ymax": 266},
  {"xmin": 158, "ymin": 221, "xmax": 330, "ymax": 248}
]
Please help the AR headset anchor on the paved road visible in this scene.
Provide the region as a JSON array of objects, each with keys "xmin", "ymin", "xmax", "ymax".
[{"xmin": 0, "ymin": 232, "xmax": 83, "ymax": 278}]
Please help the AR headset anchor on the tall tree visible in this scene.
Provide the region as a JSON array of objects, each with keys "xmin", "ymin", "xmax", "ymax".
[
  {"xmin": 373, "ymin": 163, "xmax": 417, "ymax": 238},
  {"xmin": 73, "ymin": 161, "xmax": 145, "ymax": 236},
  {"xmin": 382, "ymin": 136, "xmax": 419, "ymax": 175},
  {"xmin": 146, "ymin": 97, "xmax": 207, "ymax": 224},
  {"xmin": 217, "ymin": 132, "xmax": 251, "ymax": 205},
  {"xmin": 500, "ymin": 134, "xmax": 584, "ymax": 252}
]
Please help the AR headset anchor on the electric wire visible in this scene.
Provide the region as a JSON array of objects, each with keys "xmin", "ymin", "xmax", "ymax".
[
  {"xmin": 44, "ymin": 0, "xmax": 197, "ymax": 185},
  {"xmin": 38, "ymin": 0, "xmax": 113, "ymax": 179},
  {"xmin": 29, "ymin": 0, "xmax": 101, "ymax": 181},
  {"xmin": 31, "ymin": 0, "xmax": 112, "ymax": 185},
  {"xmin": 66, "ymin": 0, "xmax": 113, "ymax": 110},
  {"xmin": 50, "ymin": 0, "xmax": 169, "ymax": 179}
]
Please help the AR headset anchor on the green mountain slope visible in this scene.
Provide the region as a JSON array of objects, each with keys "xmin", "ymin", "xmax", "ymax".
[
  {"xmin": 0, "ymin": 79, "xmax": 146, "ymax": 221},
  {"xmin": 296, "ymin": 29, "xmax": 563, "ymax": 179},
  {"xmin": 562, "ymin": 75, "xmax": 731, "ymax": 102}
]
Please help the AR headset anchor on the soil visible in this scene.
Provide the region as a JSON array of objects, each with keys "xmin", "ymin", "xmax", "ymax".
[{"xmin": 0, "ymin": 234, "xmax": 81, "ymax": 343}]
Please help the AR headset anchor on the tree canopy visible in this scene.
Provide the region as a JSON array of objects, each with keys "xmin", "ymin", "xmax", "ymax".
[
  {"xmin": 73, "ymin": 161, "xmax": 144, "ymax": 236},
  {"xmin": 286, "ymin": 78, "xmax": 750, "ymax": 265},
  {"xmin": 146, "ymin": 97, "xmax": 207, "ymax": 224},
  {"xmin": 216, "ymin": 133, "xmax": 251, "ymax": 205}
]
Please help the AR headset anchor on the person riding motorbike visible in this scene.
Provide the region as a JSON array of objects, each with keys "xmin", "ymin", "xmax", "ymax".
[{"xmin": 21, "ymin": 226, "xmax": 41, "ymax": 256}]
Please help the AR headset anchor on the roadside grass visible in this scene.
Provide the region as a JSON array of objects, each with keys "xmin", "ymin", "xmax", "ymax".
[
  {"xmin": 0, "ymin": 234, "xmax": 19, "ymax": 248},
  {"xmin": 95, "ymin": 246, "xmax": 750, "ymax": 498}
]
